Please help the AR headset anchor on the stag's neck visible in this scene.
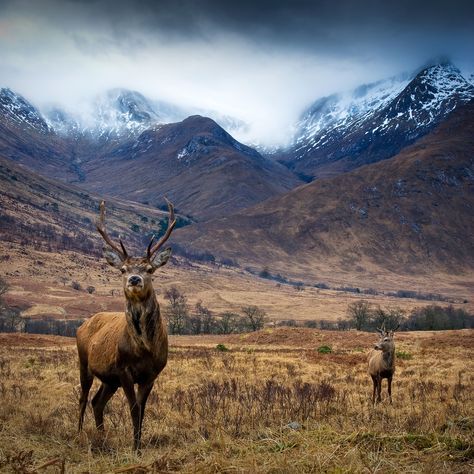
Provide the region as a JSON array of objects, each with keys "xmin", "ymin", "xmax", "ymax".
[{"xmin": 125, "ymin": 291, "xmax": 164, "ymax": 352}]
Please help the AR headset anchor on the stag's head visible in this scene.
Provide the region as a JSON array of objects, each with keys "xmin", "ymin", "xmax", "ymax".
[
  {"xmin": 97, "ymin": 200, "xmax": 176, "ymax": 299},
  {"xmin": 374, "ymin": 325, "xmax": 398, "ymax": 352}
]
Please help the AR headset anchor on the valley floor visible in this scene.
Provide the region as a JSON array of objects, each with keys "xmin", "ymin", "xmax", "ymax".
[
  {"xmin": 0, "ymin": 329, "xmax": 472, "ymax": 473},
  {"xmin": 1, "ymin": 242, "xmax": 473, "ymax": 324}
]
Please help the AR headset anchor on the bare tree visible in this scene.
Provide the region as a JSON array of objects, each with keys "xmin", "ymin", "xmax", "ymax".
[
  {"xmin": 242, "ymin": 305, "xmax": 266, "ymax": 331},
  {"xmin": 372, "ymin": 306, "xmax": 405, "ymax": 331},
  {"xmin": 165, "ymin": 286, "xmax": 189, "ymax": 335},
  {"xmin": 218, "ymin": 311, "xmax": 240, "ymax": 334},
  {"xmin": 347, "ymin": 300, "xmax": 371, "ymax": 330},
  {"xmin": 0, "ymin": 306, "xmax": 23, "ymax": 333},
  {"xmin": 195, "ymin": 301, "xmax": 215, "ymax": 334}
]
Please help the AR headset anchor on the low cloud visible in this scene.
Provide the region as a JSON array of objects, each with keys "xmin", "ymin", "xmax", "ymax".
[{"xmin": 1, "ymin": 0, "xmax": 473, "ymax": 146}]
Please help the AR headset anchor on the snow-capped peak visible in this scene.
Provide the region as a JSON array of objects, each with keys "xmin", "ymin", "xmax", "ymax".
[
  {"xmin": 292, "ymin": 62, "xmax": 474, "ymax": 161},
  {"xmin": 0, "ymin": 88, "xmax": 50, "ymax": 133}
]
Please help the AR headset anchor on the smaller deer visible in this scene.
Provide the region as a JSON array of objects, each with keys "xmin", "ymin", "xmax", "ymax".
[{"xmin": 368, "ymin": 325, "xmax": 399, "ymax": 404}]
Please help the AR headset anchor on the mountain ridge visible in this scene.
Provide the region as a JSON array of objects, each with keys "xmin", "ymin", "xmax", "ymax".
[{"xmin": 285, "ymin": 62, "xmax": 474, "ymax": 178}]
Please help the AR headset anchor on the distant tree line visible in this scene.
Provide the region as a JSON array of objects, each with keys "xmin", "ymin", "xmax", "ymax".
[
  {"xmin": 1, "ymin": 275, "xmax": 472, "ymax": 337},
  {"xmin": 343, "ymin": 300, "xmax": 474, "ymax": 331},
  {"xmin": 0, "ymin": 281, "xmax": 267, "ymax": 337},
  {"xmin": 164, "ymin": 286, "xmax": 267, "ymax": 335}
]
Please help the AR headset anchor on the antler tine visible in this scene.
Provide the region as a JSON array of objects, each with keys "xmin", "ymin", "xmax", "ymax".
[
  {"xmin": 147, "ymin": 197, "xmax": 176, "ymax": 259},
  {"xmin": 96, "ymin": 200, "xmax": 128, "ymax": 260},
  {"xmin": 146, "ymin": 235, "xmax": 156, "ymax": 260}
]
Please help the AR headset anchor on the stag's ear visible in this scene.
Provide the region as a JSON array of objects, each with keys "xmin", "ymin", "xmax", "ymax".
[
  {"xmin": 152, "ymin": 247, "xmax": 172, "ymax": 269},
  {"xmin": 104, "ymin": 249, "xmax": 123, "ymax": 269}
]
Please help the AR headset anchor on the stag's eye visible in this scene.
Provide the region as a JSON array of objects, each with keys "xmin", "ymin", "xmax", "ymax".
[
  {"xmin": 120, "ymin": 267, "xmax": 126, "ymax": 274},
  {"xmin": 146, "ymin": 266, "xmax": 154, "ymax": 273}
]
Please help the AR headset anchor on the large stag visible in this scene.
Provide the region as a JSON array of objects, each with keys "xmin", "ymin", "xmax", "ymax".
[
  {"xmin": 367, "ymin": 325, "xmax": 399, "ymax": 404},
  {"xmin": 76, "ymin": 200, "xmax": 176, "ymax": 450}
]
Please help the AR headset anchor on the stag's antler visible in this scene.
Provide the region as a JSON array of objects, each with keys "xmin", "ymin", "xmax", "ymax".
[
  {"xmin": 147, "ymin": 197, "xmax": 176, "ymax": 260},
  {"xmin": 96, "ymin": 200, "xmax": 128, "ymax": 261}
]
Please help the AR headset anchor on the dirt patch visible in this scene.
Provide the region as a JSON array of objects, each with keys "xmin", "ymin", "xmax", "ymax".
[{"xmin": 0, "ymin": 333, "xmax": 75, "ymax": 348}]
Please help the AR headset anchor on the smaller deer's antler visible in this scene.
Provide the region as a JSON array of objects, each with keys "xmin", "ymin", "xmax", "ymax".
[
  {"xmin": 96, "ymin": 201, "xmax": 128, "ymax": 261},
  {"xmin": 147, "ymin": 197, "xmax": 176, "ymax": 260}
]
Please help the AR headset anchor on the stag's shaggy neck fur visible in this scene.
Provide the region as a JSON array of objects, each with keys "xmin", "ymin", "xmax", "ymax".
[{"xmin": 125, "ymin": 290, "xmax": 162, "ymax": 351}]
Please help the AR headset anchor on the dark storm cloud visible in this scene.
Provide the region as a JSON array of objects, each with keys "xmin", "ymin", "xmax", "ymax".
[
  {"xmin": 50, "ymin": 0, "xmax": 474, "ymax": 53},
  {"xmin": 1, "ymin": 0, "xmax": 473, "ymax": 146}
]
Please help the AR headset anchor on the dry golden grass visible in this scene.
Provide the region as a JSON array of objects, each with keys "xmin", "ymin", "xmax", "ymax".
[{"xmin": 0, "ymin": 329, "xmax": 472, "ymax": 473}]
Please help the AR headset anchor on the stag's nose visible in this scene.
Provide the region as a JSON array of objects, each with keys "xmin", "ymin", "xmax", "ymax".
[{"xmin": 128, "ymin": 275, "xmax": 142, "ymax": 286}]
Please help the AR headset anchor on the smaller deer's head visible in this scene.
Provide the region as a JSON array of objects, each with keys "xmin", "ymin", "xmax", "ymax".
[
  {"xmin": 374, "ymin": 325, "xmax": 398, "ymax": 352},
  {"xmin": 97, "ymin": 200, "xmax": 176, "ymax": 300}
]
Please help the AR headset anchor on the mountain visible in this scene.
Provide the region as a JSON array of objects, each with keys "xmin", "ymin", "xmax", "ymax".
[
  {"xmin": 0, "ymin": 88, "xmax": 51, "ymax": 133},
  {"xmin": 0, "ymin": 88, "xmax": 300, "ymax": 220},
  {"xmin": 175, "ymin": 104, "xmax": 474, "ymax": 285},
  {"xmin": 0, "ymin": 153, "xmax": 179, "ymax": 255},
  {"xmin": 0, "ymin": 88, "xmax": 78, "ymax": 181},
  {"xmin": 286, "ymin": 63, "xmax": 474, "ymax": 179},
  {"xmin": 77, "ymin": 115, "xmax": 301, "ymax": 220}
]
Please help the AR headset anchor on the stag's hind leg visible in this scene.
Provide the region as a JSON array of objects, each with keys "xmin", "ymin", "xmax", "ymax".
[
  {"xmin": 78, "ymin": 363, "xmax": 93, "ymax": 432},
  {"xmin": 92, "ymin": 383, "xmax": 118, "ymax": 431}
]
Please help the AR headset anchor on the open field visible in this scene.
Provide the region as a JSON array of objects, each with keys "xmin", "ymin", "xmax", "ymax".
[
  {"xmin": 1, "ymin": 242, "xmax": 472, "ymax": 324},
  {"xmin": 0, "ymin": 329, "xmax": 472, "ymax": 473}
]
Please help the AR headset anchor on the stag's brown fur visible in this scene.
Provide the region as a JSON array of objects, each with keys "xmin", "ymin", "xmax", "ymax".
[
  {"xmin": 368, "ymin": 328, "xmax": 397, "ymax": 404},
  {"xmin": 77, "ymin": 201, "xmax": 175, "ymax": 450}
]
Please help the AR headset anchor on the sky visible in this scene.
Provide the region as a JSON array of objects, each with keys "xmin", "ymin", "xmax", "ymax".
[{"xmin": 1, "ymin": 0, "xmax": 474, "ymax": 146}]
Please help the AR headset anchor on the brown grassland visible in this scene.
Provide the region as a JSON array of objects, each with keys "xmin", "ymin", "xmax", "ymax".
[
  {"xmin": 0, "ymin": 328, "xmax": 472, "ymax": 473},
  {"xmin": 2, "ymin": 242, "xmax": 472, "ymax": 323}
]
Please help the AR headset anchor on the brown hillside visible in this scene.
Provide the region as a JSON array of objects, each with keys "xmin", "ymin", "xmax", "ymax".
[
  {"xmin": 176, "ymin": 105, "xmax": 474, "ymax": 287},
  {"xmin": 0, "ymin": 155, "xmax": 180, "ymax": 255},
  {"xmin": 78, "ymin": 116, "xmax": 301, "ymax": 220}
]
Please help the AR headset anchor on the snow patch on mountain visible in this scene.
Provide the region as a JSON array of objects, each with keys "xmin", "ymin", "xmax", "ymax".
[
  {"xmin": 0, "ymin": 88, "xmax": 51, "ymax": 133},
  {"xmin": 292, "ymin": 63, "xmax": 474, "ymax": 161}
]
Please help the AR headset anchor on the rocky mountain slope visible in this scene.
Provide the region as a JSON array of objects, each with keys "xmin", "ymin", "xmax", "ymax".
[
  {"xmin": 176, "ymin": 104, "xmax": 474, "ymax": 283},
  {"xmin": 0, "ymin": 89, "xmax": 299, "ymax": 220},
  {"xmin": 0, "ymin": 153, "xmax": 181, "ymax": 256},
  {"xmin": 286, "ymin": 63, "xmax": 474, "ymax": 179}
]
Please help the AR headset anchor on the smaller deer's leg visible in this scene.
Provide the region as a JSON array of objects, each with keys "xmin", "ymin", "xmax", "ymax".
[
  {"xmin": 78, "ymin": 364, "xmax": 93, "ymax": 432},
  {"xmin": 376, "ymin": 376, "xmax": 382, "ymax": 404},
  {"xmin": 92, "ymin": 383, "xmax": 117, "ymax": 431},
  {"xmin": 120, "ymin": 373, "xmax": 141, "ymax": 451},
  {"xmin": 371, "ymin": 375, "xmax": 377, "ymax": 405},
  {"xmin": 387, "ymin": 375, "xmax": 393, "ymax": 404},
  {"xmin": 137, "ymin": 382, "xmax": 154, "ymax": 445}
]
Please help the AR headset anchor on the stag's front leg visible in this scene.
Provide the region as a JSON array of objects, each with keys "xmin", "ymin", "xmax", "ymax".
[
  {"xmin": 387, "ymin": 376, "xmax": 393, "ymax": 404},
  {"xmin": 120, "ymin": 373, "xmax": 141, "ymax": 451},
  {"xmin": 137, "ymin": 382, "xmax": 154, "ymax": 446}
]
